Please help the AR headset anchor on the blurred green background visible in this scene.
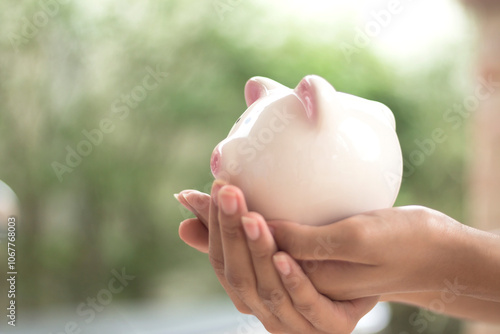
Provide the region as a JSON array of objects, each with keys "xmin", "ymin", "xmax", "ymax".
[{"xmin": 0, "ymin": 0, "xmax": 474, "ymax": 333}]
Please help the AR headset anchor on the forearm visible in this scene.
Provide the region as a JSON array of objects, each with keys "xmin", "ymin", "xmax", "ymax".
[
  {"xmin": 380, "ymin": 228, "xmax": 500, "ymax": 323},
  {"xmin": 449, "ymin": 226, "xmax": 500, "ymax": 302},
  {"xmin": 381, "ymin": 292, "xmax": 500, "ymax": 324}
]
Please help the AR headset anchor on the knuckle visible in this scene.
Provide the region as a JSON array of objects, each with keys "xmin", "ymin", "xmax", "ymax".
[
  {"xmin": 258, "ymin": 287, "xmax": 286, "ymax": 308},
  {"xmin": 208, "ymin": 255, "xmax": 225, "ymax": 276},
  {"xmin": 220, "ymin": 223, "xmax": 243, "ymax": 240},
  {"xmin": 343, "ymin": 218, "xmax": 369, "ymax": 245},
  {"xmin": 257, "ymin": 286, "xmax": 273, "ymax": 300},
  {"xmin": 225, "ymin": 271, "xmax": 252, "ymax": 293},
  {"xmin": 282, "ymin": 273, "xmax": 303, "ymax": 291},
  {"xmin": 250, "ymin": 245, "xmax": 271, "ymax": 260},
  {"xmin": 294, "ymin": 300, "xmax": 317, "ymax": 319},
  {"xmin": 262, "ymin": 292, "xmax": 289, "ymax": 323},
  {"xmin": 290, "ymin": 290, "xmax": 321, "ymax": 318}
]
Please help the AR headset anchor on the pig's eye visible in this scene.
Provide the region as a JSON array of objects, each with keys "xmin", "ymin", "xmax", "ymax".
[{"xmin": 234, "ymin": 117, "xmax": 241, "ymax": 125}]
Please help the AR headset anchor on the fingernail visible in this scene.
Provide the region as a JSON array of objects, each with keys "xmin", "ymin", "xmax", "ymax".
[
  {"xmin": 242, "ymin": 216, "xmax": 260, "ymax": 241},
  {"xmin": 174, "ymin": 192, "xmax": 195, "ymax": 213},
  {"xmin": 273, "ymin": 254, "xmax": 291, "ymax": 276},
  {"xmin": 174, "ymin": 190, "xmax": 194, "ymax": 203},
  {"xmin": 176, "ymin": 190, "xmax": 194, "ymax": 198},
  {"xmin": 185, "ymin": 192, "xmax": 206, "ymax": 210},
  {"xmin": 212, "ymin": 180, "xmax": 225, "ymax": 206},
  {"xmin": 220, "ymin": 190, "xmax": 237, "ymax": 215}
]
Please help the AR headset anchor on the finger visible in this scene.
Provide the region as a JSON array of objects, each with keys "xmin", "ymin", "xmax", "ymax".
[
  {"xmin": 218, "ymin": 186, "xmax": 251, "ymax": 277},
  {"xmin": 179, "ymin": 218, "xmax": 209, "ymax": 253},
  {"xmin": 241, "ymin": 213, "xmax": 280, "ymax": 288},
  {"xmin": 273, "ymin": 252, "xmax": 379, "ymax": 333},
  {"xmin": 242, "ymin": 213, "xmax": 313, "ymax": 332},
  {"xmin": 175, "ymin": 190, "xmax": 195, "ymax": 212},
  {"xmin": 184, "ymin": 191, "xmax": 211, "ymax": 227},
  {"xmin": 175, "ymin": 190, "xmax": 210, "ymax": 227},
  {"xmin": 217, "ymin": 186, "xmax": 258, "ymax": 302},
  {"xmin": 209, "ymin": 180, "xmax": 226, "ymax": 260},
  {"xmin": 273, "ymin": 252, "xmax": 340, "ymax": 332},
  {"xmin": 340, "ymin": 296, "xmax": 381, "ymax": 324},
  {"xmin": 208, "ymin": 180, "xmax": 251, "ymax": 314},
  {"xmin": 303, "ymin": 260, "xmax": 393, "ymax": 300},
  {"xmin": 268, "ymin": 217, "xmax": 373, "ymax": 264}
]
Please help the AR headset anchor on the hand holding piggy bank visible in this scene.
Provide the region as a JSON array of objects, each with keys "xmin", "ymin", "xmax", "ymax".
[{"xmin": 210, "ymin": 75, "xmax": 402, "ymax": 226}]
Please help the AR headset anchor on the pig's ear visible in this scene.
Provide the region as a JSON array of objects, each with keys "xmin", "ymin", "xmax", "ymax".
[
  {"xmin": 294, "ymin": 75, "xmax": 337, "ymax": 121},
  {"xmin": 244, "ymin": 77, "xmax": 287, "ymax": 107}
]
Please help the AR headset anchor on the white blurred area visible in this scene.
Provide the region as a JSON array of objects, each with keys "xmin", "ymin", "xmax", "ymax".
[
  {"xmin": 10, "ymin": 300, "xmax": 390, "ymax": 334},
  {"xmin": 263, "ymin": 0, "xmax": 470, "ymax": 65},
  {"xmin": 0, "ymin": 179, "xmax": 19, "ymax": 224}
]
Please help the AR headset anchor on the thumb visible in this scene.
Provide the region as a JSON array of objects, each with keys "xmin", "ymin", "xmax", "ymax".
[
  {"xmin": 268, "ymin": 218, "xmax": 365, "ymax": 263},
  {"xmin": 179, "ymin": 218, "xmax": 209, "ymax": 253}
]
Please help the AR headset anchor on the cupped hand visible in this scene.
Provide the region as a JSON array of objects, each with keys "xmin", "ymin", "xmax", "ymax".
[
  {"xmin": 267, "ymin": 206, "xmax": 500, "ymax": 301},
  {"xmin": 177, "ymin": 181, "xmax": 379, "ymax": 334}
]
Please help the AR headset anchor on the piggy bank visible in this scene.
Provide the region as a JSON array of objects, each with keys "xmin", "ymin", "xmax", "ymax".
[{"xmin": 210, "ymin": 75, "xmax": 402, "ymax": 226}]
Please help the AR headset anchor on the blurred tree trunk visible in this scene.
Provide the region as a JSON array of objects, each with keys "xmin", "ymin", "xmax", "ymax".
[
  {"xmin": 463, "ymin": 4, "xmax": 500, "ymax": 334},
  {"xmin": 469, "ymin": 95, "xmax": 500, "ymax": 234},
  {"xmin": 466, "ymin": 95, "xmax": 500, "ymax": 334}
]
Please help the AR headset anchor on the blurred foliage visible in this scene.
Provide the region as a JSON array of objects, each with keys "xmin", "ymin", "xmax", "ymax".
[{"xmin": 0, "ymin": 0, "xmax": 472, "ymax": 333}]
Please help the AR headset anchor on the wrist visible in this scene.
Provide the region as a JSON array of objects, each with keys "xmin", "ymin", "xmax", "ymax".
[
  {"xmin": 448, "ymin": 224, "xmax": 500, "ymax": 301},
  {"xmin": 418, "ymin": 208, "xmax": 464, "ymax": 292}
]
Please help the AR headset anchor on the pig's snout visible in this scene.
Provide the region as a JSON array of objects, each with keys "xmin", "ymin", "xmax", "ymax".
[{"xmin": 210, "ymin": 146, "xmax": 221, "ymax": 177}]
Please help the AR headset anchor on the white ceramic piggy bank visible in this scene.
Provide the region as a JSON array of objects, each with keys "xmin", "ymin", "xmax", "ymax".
[{"xmin": 210, "ymin": 75, "xmax": 402, "ymax": 226}]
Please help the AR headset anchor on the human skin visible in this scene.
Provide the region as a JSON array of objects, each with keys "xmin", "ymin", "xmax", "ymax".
[
  {"xmin": 176, "ymin": 181, "xmax": 500, "ymax": 327},
  {"xmin": 178, "ymin": 181, "xmax": 378, "ymax": 334}
]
